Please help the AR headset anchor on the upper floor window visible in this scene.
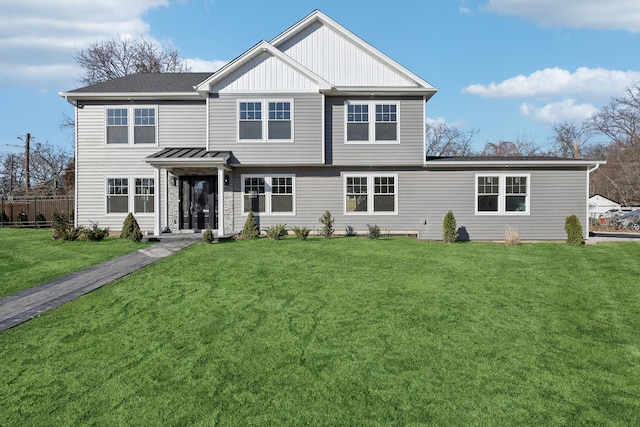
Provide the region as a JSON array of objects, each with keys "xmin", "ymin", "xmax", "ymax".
[
  {"xmin": 344, "ymin": 173, "xmax": 397, "ymax": 214},
  {"xmin": 476, "ymin": 174, "xmax": 529, "ymax": 215},
  {"xmin": 238, "ymin": 100, "xmax": 293, "ymax": 142},
  {"xmin": 345, "ymin": 101, "xmax": 399, "ymax": 143},
  {"xmin": 239, "ymin": 102, "xmax": 263, "ymax": 140},
  {"xmin": 106, "ymin": 106, "xmax": 157, "ymax": 145}
]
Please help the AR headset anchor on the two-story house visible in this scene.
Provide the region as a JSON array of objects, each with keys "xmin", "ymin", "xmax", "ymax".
[{"xmin": 60, "ymin": 10, "xmax": 601, "ymax": 241}]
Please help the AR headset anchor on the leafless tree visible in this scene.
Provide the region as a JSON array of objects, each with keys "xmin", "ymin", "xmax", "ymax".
[
  {"xmin": 589, "ymin": 83, "xmax": 640, "ymax": 205},
  {"xmin": 425, "ymin": 122, "xmax": 477, "ymax": 157},
  {"xmin": 74, "ymin": 37, "xmax": 191, "ymax": 86},
  {"xmin": 550, "ymin": 121, "xmax": 592, "ymax": 159},
  {"xmin": 479, "ymin": 133, "xmax": 542, "ymax": 157}
]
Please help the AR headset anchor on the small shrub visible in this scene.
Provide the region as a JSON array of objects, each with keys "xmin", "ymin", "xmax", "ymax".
[
  {"xmin": 367, "ymin": 224, "xmax": 381, "ymax": 239},
  {"xmin": 1, "ymin": 211, "xmax": 9, "ymax": 223},
  {"xmin": 83, "ymin": 221, "xmax": 110, "ymax": 241},
  {"xmin": 442, "ymin": 210, "xmax": 458, "ymax": 243},
  {"xmin": 120, "ymin": 213, "xmax": 143, "ymax": 242},
  {"xmin": 319, "ymin": 210, "xmax": 334, "ymax": 238},
  {"xmin": 202, "ymin": 226, "xmax": 216, "ymax": 243},
  {"xmin": 565, "ymin": 214, "xmax": 584, "ymax": 245},
  {"xmin": 291, "ymin": 225, "xmax": 311, "ymax": 240},
  {"xmin": 51, "ymin": 212, "xmax": 81, "ymax": 241},
  {"xmin": 345, "ymin": 225, "xmax": 357, "ymax": 237},
  {"xmin": 504, "ymin": 225, "xmax": 521, "ymax": 246},
  {"xmin": 265, "ymin": 224, "xmax": 288, "ymax": 240},
  {"xmin": 18, "ymin": 211, "xmax": 28, "ymax": 224},
  {"xmin": 35, "ymin": 212, "xmax": 46, "ymax": 227},
  {"xmin": 241, "ymin": 211, "xmax": 260, "ymax": 240}
]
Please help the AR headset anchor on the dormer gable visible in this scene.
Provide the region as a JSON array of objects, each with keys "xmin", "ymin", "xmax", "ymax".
[{"xmin": 196, "ymin": 41, "xmax": 331, "ymax": 95}]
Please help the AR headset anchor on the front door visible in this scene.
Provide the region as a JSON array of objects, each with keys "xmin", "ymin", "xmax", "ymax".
[{"xmin": 180, "ymin": 176, "xmax": 217, "ymax": 230}]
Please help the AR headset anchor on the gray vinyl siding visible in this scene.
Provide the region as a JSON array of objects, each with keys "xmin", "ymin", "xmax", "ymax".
[
  {"xmin": 209, "ymin": 93, "xmax": 323, "ymax": 164},
  {"xmin": 75, "ymin": 102, "xmax": 205, "ymax": 231},
  {"xmin": 325, "ymin": 96, "xmax": 425, "ymax": 166},
  {"xmin": 229, "ymin": 167, "xmax": 588, "ymax": 240}
]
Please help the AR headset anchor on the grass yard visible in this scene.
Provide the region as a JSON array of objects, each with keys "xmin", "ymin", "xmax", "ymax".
[
  {"xmin": 1, "ymin": 237, "xmax": 639, "ymax": 425},
  {"xmin": 0, "ymin": 228, "xmax": 151, "ymax": 298}
]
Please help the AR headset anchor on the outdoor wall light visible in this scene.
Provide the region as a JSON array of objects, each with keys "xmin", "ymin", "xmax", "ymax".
[{"xmin": 224, "ymin": 174, "xmax": 230, "ymax": 185}]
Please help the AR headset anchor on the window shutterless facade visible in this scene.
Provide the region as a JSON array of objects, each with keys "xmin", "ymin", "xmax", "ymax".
[
  {"xmin": 105, "ymin": 106, "xmax": 157, "ymax": 145},
  {"xmin": 476, "ymin": 174, "xmax": 529, "ymax": 215},
  {"xmin": 344, "ymin": 173, "xmax": 397, "ymax": 214},
  {"xmin": 238, "ymin": 99, "xmax": 293, "ymax": 142},
  {"xmin": 345, "ymin": 101, "xmax": 399, "ymax": 143},
  {"xmin": 242, "ymin": 175, "xmax": 295, "ymax": 215},
  {"xmin": 106, "ymin": 177, "xmax": 154, "ymax": 214}
]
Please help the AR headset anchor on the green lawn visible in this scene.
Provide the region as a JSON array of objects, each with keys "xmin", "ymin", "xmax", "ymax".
[
  {"xmin": 0, "ymin": 228, "xmax": 151, "ymax": 298},
  {"xmin": 1, "ymin": 237, "xmax": 639, "ymax": 425}
]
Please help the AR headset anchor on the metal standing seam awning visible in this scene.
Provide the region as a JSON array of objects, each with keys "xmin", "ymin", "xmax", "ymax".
[{"xmin": 145, "ymin": 148, "xmax": 231, "ymax": 173}]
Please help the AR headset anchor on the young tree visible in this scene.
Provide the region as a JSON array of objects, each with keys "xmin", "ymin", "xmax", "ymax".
[{"xmin": 74, "ymin": 37, "xmax": 191, "ymax": 86}]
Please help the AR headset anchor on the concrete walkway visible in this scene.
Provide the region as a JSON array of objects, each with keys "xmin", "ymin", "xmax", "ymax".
[{"xmin": 0, "ymin": 239, "xmax": 196, "ymax": 333}]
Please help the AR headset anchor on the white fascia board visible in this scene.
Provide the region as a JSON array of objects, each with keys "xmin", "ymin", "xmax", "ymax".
[
  {"xmin": 270, "ymin": 10, "xmax": 437, "ymax": 93},
  {"xmin": 424, "ymin": 159, "xmax": 606, "ymax": 168},
  {"xmin": 195, "ymin": 40, "xmax": 332, "ymax": 94},
  {"xmin": 328, "ymin": 86, "xmax": 438, "ymax": 99},
  {"xmin": 59, "ymin": 92, "xmax": 203, "ymax": 102}
]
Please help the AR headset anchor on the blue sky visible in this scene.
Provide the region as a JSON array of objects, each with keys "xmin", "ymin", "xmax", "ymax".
[{"xmin": 1, "ymin": 0, "xmax": 639, "ymax": 155}]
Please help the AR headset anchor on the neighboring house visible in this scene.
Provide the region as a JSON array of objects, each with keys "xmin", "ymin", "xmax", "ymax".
[{"xmin": 60, "ymin": 10, "xmax": 603, "ymax": 241}]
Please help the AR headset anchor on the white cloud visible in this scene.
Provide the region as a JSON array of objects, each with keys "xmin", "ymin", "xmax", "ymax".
[
  {"xmin": 484, "ymin": 0, "xmax": 640, "ymax": 32},
  {"xmin": 184, "ymin": 58, "xmax": 228, "ymax": 72},
  {"xmin": 520, "ymin": 99, "xmax": 599, "ymax": 124},
  {"xmin": 462, "ymin": 67, "xmax": 640, "ymax": 101},
  {"xmin": 0, "ymin": 0, "xmax": 202, "ymax": 90}
]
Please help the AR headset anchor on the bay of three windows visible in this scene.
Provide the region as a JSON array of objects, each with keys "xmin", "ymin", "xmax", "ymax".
[
  {"xmin": 239, "ymin": 100, "xmax": 292, "ymax": 141},
  {"xmin": 107, "ymin": 177, "xmax": 155, "ymax": 214},
  {"xmin": 106, "ymin": 107, "xmax": 157, "ymax": 145}
]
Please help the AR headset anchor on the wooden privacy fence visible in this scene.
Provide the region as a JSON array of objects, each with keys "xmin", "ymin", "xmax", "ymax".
[{"xmin": 1, "ymin": 196, "xmax": 74, "ymax": 227}]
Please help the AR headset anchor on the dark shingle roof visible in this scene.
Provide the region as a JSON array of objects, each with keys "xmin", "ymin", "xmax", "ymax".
[{"xmin": 68, "ymin": 72, "xmax": 214, "ymax": 93}]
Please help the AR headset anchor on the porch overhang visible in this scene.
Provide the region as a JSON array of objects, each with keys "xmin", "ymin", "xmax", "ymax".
[{"xmin": 145, "ymin": 148, "xmax": 232, "ymax": 174}]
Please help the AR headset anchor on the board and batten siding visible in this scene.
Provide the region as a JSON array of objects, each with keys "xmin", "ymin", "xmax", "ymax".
[
  {"xmin": 208, "ymin": 93, "xmax": 323, "ymax": 164},
  {"xmin": 325, "ymin": 96, "xmax": 425, "ymax": 166},
  {"xmin": 229, "ymin": 167, "xmax": 588, "ymax": 240},
  {"xmin": 75, "ymin": 102, "xmax": 205, "ymax": 231}
]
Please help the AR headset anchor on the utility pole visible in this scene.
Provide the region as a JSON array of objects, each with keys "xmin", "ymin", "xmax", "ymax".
[{"xmin": 24, "ymin": 133, "xmax": 30, "ymax": 196}]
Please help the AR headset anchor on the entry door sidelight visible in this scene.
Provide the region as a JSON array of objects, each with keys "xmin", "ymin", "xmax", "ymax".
[{"xmin": 180, "ymin": 176, "xmax": 217, "ymax": 230}]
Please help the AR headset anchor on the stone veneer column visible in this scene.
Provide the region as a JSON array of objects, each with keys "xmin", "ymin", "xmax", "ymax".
[
  {"xmin": 223, "ymin": 171, "xmax": 235, "ymax": 235},
  {"xmin": 167, "ymin": 173, "xmax": 180, "ymax": 231}
]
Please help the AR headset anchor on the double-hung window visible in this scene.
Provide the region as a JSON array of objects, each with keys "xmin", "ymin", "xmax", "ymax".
[
  {"xmin": 238, "ymin": 100, "xmax": 293, "ymax": 141},
  {"xmin": 242, "ymin": 175, "xmax": 295, "ymax": 215},
  {"xmin": 345, "ymin": 101, "xmax": 399, "ymax": 143},
  {"xmin": 107, "ymin": 178, "xmax": 129, "ymax": 213},
  {"xmin": 106, "ymin": 106, "xmax": 157, "ymax": 145},
  {"xmin": 476, "ymin": 174, "xmax": 529, "ymax": 214},
  {"xmin": 106, "ymin": 177, "xmax": 155, "ymax": 214},
  {"xmin": 345, "ymin": 173, "xmax": 397, "ymax": 214}
]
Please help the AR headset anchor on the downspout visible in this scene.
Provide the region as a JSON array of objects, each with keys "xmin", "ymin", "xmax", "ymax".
[{"xmin": 586, "ymin": 163, "xmax": 601, "ymax": 239}]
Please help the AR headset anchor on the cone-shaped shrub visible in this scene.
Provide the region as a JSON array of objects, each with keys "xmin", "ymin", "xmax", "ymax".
[
  {"xmin": 565, "ymin": 214, "xmax": 584, "ymax": 245},
  {"xmin": 120, "ymin": 213, "xmax": 143, "ymax": 242},
  {"xmin": 442, "ymin": 210, "xmax": 458, "ymax": 243},
  {"xmin": 241, "ymin": 211, "xmax": 259, "ymax": 240}
]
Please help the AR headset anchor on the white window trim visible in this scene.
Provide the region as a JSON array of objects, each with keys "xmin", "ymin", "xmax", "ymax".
[
  {"xmin": 105, "ymin": 176, "xmax": 156, "ymax": 215},
  {"xmin": 344, "ymin": 101, "xmax": 400, "ymax": 145},
  {"xmin": 343, "ymin": 172, "xmax": 398, "ymax": 215},
  {"xmin": 241, "ymin": 174, "xmax": 296, "ymax": 216},
  {"xmin": 475, "ymin": 173, "xmax": 530, "ymax": 215},
  {"xmin": 104, "ymin": 106, "xmax": 159, "ymax": 147},
  {"xmin": 237, "ymin": 99, "xmax": 294, "ymax": 143}
]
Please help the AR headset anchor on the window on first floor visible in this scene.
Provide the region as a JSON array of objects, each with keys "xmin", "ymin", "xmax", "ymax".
[
  {"xmin": 242, "ymin": 175, "xmax": 294, "ymax": 215},
  {"xmin": 476, "ymin": 174, "xmax": 529, "ymax": 214},
  {"xmin": 345, "ymin": 173, "xmax": 397, "ymax": 214},
  {"xmin": 106, "ymin": 177, "xmax": 154, "ymax": 214}
]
